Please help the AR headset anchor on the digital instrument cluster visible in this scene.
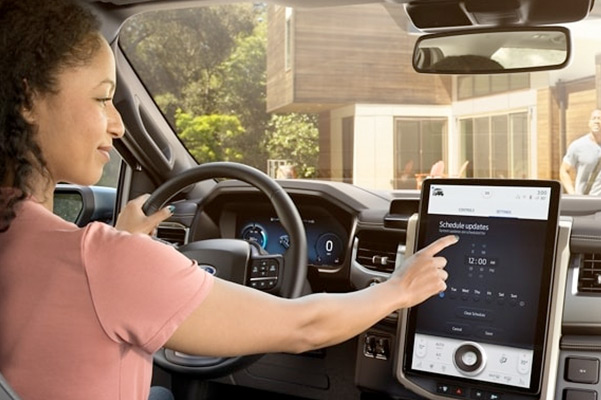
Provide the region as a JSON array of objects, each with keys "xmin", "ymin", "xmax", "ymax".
[{"xmin": 236, "ymin": 205, "xmax": 348, "ymax": 267}]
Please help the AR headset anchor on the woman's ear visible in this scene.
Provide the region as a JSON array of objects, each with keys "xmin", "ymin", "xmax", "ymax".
[
  {"xmin": 21, "ymin": 105, "xmax": 36, "ymax": 124},
  {"xmin": 20, "ymin": 79, "xmax": 37, "ymax": 124}
]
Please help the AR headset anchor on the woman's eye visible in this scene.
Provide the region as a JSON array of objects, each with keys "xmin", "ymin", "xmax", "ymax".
[{"xmin": 97, "ymin": 97, "xmax": 112, "ymax": 106}]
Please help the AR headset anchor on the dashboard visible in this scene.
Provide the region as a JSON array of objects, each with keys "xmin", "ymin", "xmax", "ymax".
[
  {"xmin": 155, "ymin": 178, "xmax": 601, "ymax": 400},
  {"xmin": 182, "ymin": 182, "xmax": 361, "ymax": 275}
]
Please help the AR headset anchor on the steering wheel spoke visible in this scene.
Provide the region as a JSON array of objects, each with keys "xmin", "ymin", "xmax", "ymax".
[
  {"xmin": 179, "ymin": 239, "xmax": 250, "ymax": 285},
  {"xmin": 247, "ymin": 249, "xmax": 283, "ymax": 293}
]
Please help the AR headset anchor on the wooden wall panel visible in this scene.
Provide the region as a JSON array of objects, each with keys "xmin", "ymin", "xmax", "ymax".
[
  {"xmin": 536, "ymin": 79, "xmax": 595, "ymax": 183},
  {"xmin": 536, "ymin": 89, "xmax": 555, "ymax": 180},
  {"xmin": 267, "ymin": 4, "xmax": 452, "ymax": 113},
  {"xmin": 266, "ymin": 6, "xmax": 294, "ymax": 113},
  {"xmin": 565, "ymin": 89, "xmax": 597, "ymax": 146}
]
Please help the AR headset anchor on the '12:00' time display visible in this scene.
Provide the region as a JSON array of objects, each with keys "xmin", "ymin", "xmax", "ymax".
[{"xmin": 464, "ymin": 256, "xmax": 498, "ymax": 266}]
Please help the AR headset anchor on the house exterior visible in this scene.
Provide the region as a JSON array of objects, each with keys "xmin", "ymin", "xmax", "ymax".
[{"xmin": 266, "ymin": 3, "xmax": 601, "ymax": 190}]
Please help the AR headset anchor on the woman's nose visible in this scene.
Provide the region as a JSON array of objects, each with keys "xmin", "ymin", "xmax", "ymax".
[{"xmin": 108, "ymin": 102, "xmax": 125, "ymax": 138}]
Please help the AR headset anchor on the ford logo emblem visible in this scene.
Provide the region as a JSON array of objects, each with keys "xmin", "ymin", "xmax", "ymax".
[{"xmin": 199, "ymin": 264, "xmax": 217, "ymax": 275}]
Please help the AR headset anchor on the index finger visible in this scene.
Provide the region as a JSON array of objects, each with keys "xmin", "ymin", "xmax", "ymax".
[{"xmin": 419, "ymin": 234, "xmax": 459, "ymax": 256}]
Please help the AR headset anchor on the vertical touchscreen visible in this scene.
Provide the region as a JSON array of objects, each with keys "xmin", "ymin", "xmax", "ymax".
[{"xmin": 403, "ymin": 179, "xmax": 560, "ymax": 395}]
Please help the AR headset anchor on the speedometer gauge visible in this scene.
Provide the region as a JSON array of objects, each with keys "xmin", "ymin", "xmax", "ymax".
[
  {"xmin": 241, "ymin": 224, "xmax": 267, "ymax": 249},
  {"xmin": 315, "ymin": 233, "xmax": 343, "ymax": 265}
]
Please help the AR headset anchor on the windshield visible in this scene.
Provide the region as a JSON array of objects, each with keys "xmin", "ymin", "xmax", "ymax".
[{"xmin": 118, "ymin": 2, "xmax": 601, "ymax": 192}]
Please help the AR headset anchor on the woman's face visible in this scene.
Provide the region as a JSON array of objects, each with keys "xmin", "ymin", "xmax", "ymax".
[{"xmin": 27, "ymin": 36, "xmax": 124, "ymax": 186}]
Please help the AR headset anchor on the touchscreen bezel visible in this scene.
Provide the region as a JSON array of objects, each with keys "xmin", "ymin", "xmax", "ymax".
[{"xmin": 402, "ymin": 178, "xmax": 561, "ymax": 396}]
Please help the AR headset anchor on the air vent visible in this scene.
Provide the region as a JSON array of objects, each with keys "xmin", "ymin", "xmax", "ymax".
[
  {"xmin": 578, "ymin": 253, "xmax": 601, "ymax": 293},
  {"xmin": 355, "ymin": 231, "xmax": 402, "ymax": 273},
  {"xmin": 156, "ymin": 222, "xmax": 189, "ymax": 247}
]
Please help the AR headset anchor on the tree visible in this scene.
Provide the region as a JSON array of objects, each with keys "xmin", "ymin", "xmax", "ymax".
[
  {"xmin": 175, "ymin": 110, "xmax": 244, "ymax": 163},
  {"xmin": 119, "ymin": 4, "xmax": 320, "ymax": 176},
  {"xmin": 119, "ymin": 5, "xmax": 259, "ymax": 121},
  {"xmin": 120, "ymin": 4, "xmax": 269, "ymax": 169},
  {"xmin": 216, "ymin": 20, "xmax": 269, "ymax": 170},
  {"xmin": 266, "ymin": 114, "xmax": 319, "ymax": 178}
]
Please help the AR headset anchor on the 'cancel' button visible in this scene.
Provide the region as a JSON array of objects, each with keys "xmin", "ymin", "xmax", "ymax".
[
  {"xmin": 456, "ymin": 307, "xmax": 493, "ymax": 321},
  {"xmin": 446, "ymin": 322, "xmax": 472, "ymax": 335}
]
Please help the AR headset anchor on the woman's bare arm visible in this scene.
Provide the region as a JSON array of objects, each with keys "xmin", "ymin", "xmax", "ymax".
[{"xmin": 165, "ymin": 234, "xmax": 458, "ymax": 357}]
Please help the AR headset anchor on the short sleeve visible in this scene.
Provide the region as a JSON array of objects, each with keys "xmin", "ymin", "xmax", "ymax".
[
  {"xmin": 563, "ymin": 140, "xmax": 578, "ymax": 167},
  {"xmin": 81, "ymin": 223, "xmax": 214, "ymax": 353}
]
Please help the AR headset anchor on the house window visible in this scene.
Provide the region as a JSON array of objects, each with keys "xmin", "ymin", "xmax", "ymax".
[
  {"xmin": 459, "ymin": 111, "xmax": 529, "ymax": 178},
  {"xmin": 394, "ymin": 118, "xmax": 447, "ymax": 189},
  {"xmin": 457, "ymin": 73, "xmax": 530, "ymax": 99},
  {"xmin": 285, "ymin": 7, "xmax": 293, "ymax": 71}
]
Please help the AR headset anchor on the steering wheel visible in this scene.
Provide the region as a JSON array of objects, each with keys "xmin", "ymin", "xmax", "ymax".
[{"xmin": 142, "ymin": 161, "xmax": 308, "ymax": 378}]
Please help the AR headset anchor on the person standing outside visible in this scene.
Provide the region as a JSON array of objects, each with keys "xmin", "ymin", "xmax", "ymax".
[{"xmin": 560, "ymin": 109, "xmax": 601, "ymax": 194}]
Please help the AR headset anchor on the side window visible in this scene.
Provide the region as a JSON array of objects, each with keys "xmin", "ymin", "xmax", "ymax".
[{"xmin": 96, "ymin": 148, "xmax": 122, "ymax": 188}]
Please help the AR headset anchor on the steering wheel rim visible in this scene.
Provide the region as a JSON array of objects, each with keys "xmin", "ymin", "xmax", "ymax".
[{"xmin": 143, "ymin": 161, "xmax": 308, "ymax": 378}]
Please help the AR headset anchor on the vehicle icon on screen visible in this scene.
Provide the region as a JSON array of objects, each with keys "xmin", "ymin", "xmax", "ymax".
[{"xmin": 433, "ymin": 188, "xmax": 444, "ymax": 196}]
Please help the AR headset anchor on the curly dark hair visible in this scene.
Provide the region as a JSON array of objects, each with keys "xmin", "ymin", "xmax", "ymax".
[{"xmin": 0, "ymin": 0, "xmax": 102, "ymax": 231}]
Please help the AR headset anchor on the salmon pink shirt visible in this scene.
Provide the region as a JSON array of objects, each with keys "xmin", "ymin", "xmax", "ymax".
[{"xmin": 0, "ymin": 199, "xmax": 214, "ymax": 399}]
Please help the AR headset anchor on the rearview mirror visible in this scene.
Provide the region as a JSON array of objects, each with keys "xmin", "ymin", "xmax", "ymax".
[{"xmin": 413, "ymin": 26, "xmax": 570, "ymax": 74}]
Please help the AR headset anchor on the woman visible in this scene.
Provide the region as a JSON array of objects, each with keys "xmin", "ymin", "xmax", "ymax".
[{"xmin": 0, "ymin": 0, "xmax": 457, "ymax": 399}]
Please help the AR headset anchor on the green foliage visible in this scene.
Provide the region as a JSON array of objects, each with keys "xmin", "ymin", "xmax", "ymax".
[
  {"xmin": 175, "ymin": 110, "xmax": 244, "ymax": 163},
  {"xmin": 119, "ymin": 5, "xmax": 319, "ymax": 175},
  {"xmin": 267, "ymin": 114, "xmax": 319, "ymax": 178},
  {"xmin": 120, "ymin": 5, "xmax": 269, "ymax": 169},
  {"xmin": 215, "ymin": 20, "xmax": 269, "ymax": 169},
  {"xmin": 120, "ymin": 5, "xmax": 258, "ymax": 118},
  {"xmin": 219, "ymin": 21, "xmax": 267, "ymax": 120}
]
